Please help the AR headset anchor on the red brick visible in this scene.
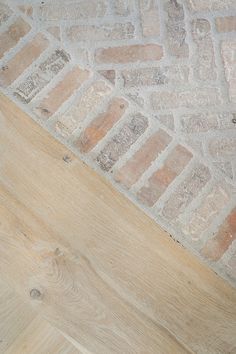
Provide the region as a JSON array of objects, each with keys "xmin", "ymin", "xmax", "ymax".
[
  {"xmin": 115, "ymin": 129, "xmax": 172, "ymax": 189},
  {"xmin": 0, "ymin": 18, "xmax": 31, "ymax": 59},
  {"xmin": 35, "ymin": 66, "xmax": 90, "ymax": 119},
  {"xmin": 97, "ymin": 114, "xmax": 148, "ymax": 171},
  {"xmin": 138, "ymin": 145, "xmax": 192, "ymax": 207},
  {"xmin": 201, "ymin": 208, "xmax": 236, "ymax": 261},
  {"xmin": 215, "ymin": 16, "xmax": 236, "ymax": 32},
  {"xmin": 75, "ymin": 97, "xmax": 128, "ymax": 153},
  {"xmin": 162, "ymin": 164, "xmax": 211, "ymax": 220},
  {"xmin": 95, "ymin": 44, "xmax": 163, "ymax": 64},
  {"xmin": 0, "ymin": 34, "xmax": 49, "ymax": 87}
]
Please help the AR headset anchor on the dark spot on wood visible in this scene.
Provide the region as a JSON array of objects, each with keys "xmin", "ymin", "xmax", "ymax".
[
  {"xmin": 63, "ymin": 155, "xmax": 72, "ymax": 163},
  {"xmin": 2, "ymin": 66, "xmax": 8, "ymax": 71},
  {"xmin": 30, "ymin": 288, "xmax": 42, "ymax": 300}
]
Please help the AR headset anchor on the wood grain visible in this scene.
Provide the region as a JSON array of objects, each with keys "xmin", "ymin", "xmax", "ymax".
[{"xmin": 0, "ymin": 93, "xmax": 235, "ymax": 353}]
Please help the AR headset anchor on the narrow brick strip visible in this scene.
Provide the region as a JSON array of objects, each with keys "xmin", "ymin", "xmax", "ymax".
[
  {"xmin": 215, "ymin": 16, "xmax": 236, "ymax": 32},
  {"xmin": 97, "ymin": 114, "xmax": 148, "ymax": 171},
  {"xmin": 115, "ymin": 129, "xmax": 172, "ymax": 189},
  {"xmin": 75, "ymin": 97, "xmax": 128, "ymax": 153},
  {"xmin": 138, "ymin": 145, "xmax": 192, "ymax": 207},
  {"xmin": 0, "ymin": 18, "xmax": 31, "ymax": 59},
  {"xmin": 201, "ymin": 208, "xmax": 236, "ymax": 261},
  {"xmin": 95, "ymin": 44, "xmax": 163, "ymax": 64},
  {"xmin": 0, "ymin": 33, "xmax": 49, "ymax": 87},
  {"xmin": 35, "ymin": 66, "xmax": 90, "ymax": 119}
]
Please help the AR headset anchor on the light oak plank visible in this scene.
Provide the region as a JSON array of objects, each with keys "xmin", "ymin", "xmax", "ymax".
[{"xmin": 0, "ymin": 93, "xmax": 235, "ymax": 353}]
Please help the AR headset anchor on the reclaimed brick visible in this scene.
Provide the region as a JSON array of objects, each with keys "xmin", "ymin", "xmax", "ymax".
[
  {"xmin": 139, "ymin": 0, "xmax": 160, "ymax": 37},
  {"xmin": 156, "ymin": 114, "xmax": 175, "ymax": 131},
  {"xmin": 55, "ymin": 80, "xmax": 112, "ymax": 137},
  {"xmin": 181, "ymin": 185, "xmax": 230, "ymax": 239},
  {"xmin": 14, "ymin": 49, "xmax": 70, "ymax": 103},
  {"xmin": 18, "ymin": 5, "xmax": 33, "ymax": 18},
  {"xmin": 215, "ymin": 16, "xmax": 236, "ymax": 33},
  {"xmin": 95, "ymin": 44, "xmax": 163, "ymax": 64},
  {"xmin": 121, "ymin": 65, "xmax": 188, "ymax": 87},
  {"xmin": 208, "ymin": 138, "xmax": 236, "ymax": 158},
  {"xmin": 98, "ymin": 70, "xmax": 116, "ymax": 84},
  {"xmin": 35, "ymin": 66, "xmax": 90, "ymax": 119},
  {"xmin": 39, "ymin": 0, "xmax": 107, "ymax": 21},
  {"xmin": 115, "ymin": 129, "xmax": 172, "ymax": 188},
  {"xmin": 180, "ymin": 113, "xmax": 218, "ymax": 133},
  {"xmin": 150, "ymin": 87, "xmax": 222, "ymax": 110},
  {"xmin": 138, "ymin": 145, "xmax": 192, "ymax": 207},
  {"xmin": 164, "ymin": 0, "xmax": 188, "ymax": 57},
  {"xmin": 113, "ymin": 0, "xmax": 133, "ymax": 16},
  {"xmin": 97, "ymin": 114, "xmax": 148, "ymax": 171},
  {"xmin": 221, "ymin": 40, "xmax": 236, "ymax": 103},
  {"xmin": 0, "ymin": 33, "xmax": 49, "ymax": 87},
  {"xmin": 67, "ymin": 23, "xmax": 134, "ymax": 42},
  {"xmin": 162, "ymin": 164, "xmax": 211, "ymax": 220},
  {"xmin": 0, "ymin": 3, "xmax": 13, "ymax": 25},
  {"xmin": 0, "ymin": 17, "xmax": 31, "ymax": 59},
  {"xmin": 185, "ymin": 0, "xmax": 236, "ymax": 12},
  {"xmin": 191, "ymin": 19, "xmax": 216, "ymax": 81},
  {"xmin": 201, "ymin": 207, "xmax": 236, "ymax": 261},
  {"xmin": 75, "ymin": 97, "xmax": 128, "ymax": 153}
]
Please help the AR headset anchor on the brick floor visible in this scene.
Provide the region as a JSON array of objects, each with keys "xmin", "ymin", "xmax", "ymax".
[{"xmin": 0, "ymin": 0, "xmax": 235, "ymax": 287}]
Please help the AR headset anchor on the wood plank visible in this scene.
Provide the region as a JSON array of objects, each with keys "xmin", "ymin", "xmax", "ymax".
[{"xmin": 0, "ymin": 92, "xmax": 235, "ymax": 353}]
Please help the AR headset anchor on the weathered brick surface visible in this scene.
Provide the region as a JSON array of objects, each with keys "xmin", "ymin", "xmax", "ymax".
[
  {"xmin": 181, "ymin": 185, "xmax": 230, "ymax": 240},
  {"xmin": 162, "ymin": 164, "xmax": 211, "ymax": 220},
  {"xmin": 0, "ymin": 18, "xmax": 31, "ymax": 59},
  {"xmin": 55, "ymin": 81, "xmax": 112, "ymax": 137},
  {"xmin": 0, "ymin": 34, "xmax": 49, "ymax": 87},
  {"xmin": 215, "ymin": 16, "xmax": 236, "ymax": 33},
  {"xmin": 67, "ymin": 23, "xmax": 135, "ymax": 42},
  {"xmin": 1, "ymin": 0, "xmax": 236, "ymax": 286},
  {"xmin": 201, "ymin": 208, "xmax": 236, "ymax": 261},
  {"xmin": 138, "ymin": 145, "xmax": 192, "ymax": 206},
  {"xmin": 191, "ymin": 19, "xmax": 216, "ymax": 81},
  {"xmin": 121, "ymin": 65, "xmax": 188, "ymax": 87},
  {"xmin": 95, "ymin": 44, "xmax": 163, "ymax": 64},
  {"xmin": 97, "ymin": 114, "xmax": 148, "ymax": 171},
  {"xmin": 115, "ymin": 129, "xmax": 172, "ymax": 188},
  {"xmin": 35, "ymin": 66, "xmax": 90, "ymax": 119},
  {"xmin": 14, "ymin": 50, "xmax": 70, "ymax": 103},
  {"xmin": 75, "ymin": 97, "xmax": 128, "ymax": 153},
  {"xmin": 139, "ymin": 0, "xmax": 160, "ymax": 37},
  {"xmin": 38, "ymin": 1, "xmax": 108, "ymax": 21}
]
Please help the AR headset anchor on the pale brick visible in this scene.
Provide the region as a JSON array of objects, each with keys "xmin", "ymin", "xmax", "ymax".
[
  {"xmin": 181, "ymin": 185, "xmax": 230, "ymax": 239},
  {"xmin": 150, "ymin": 87, "xmax": 222, "ymax": 110},
  {"xmin": 156, "ymin": 114, "xmax": 175, "ymax": 131},
  {"xmin": 0, "ymin": 3, "xmax": 12, "ymax": 25},
  {"xmin": 55, "ymin": 81, "xmax": 112, "ymax": 137},
  {"xmin": 75, "ymin": 97, "xmax": 128, "ymax": 153},
  {"xmin": 97, "ymin": 114, "xmax": 148, "ymax": 171},
  {"xmin": 115, "ymin": 129, "xmax": 172, "ymax": 188},
  {"xmin": 138, "ymin": 145, "xmax": 192, "ymax": 207},
  {"xmin": 95, "ymin": 44, "xmax": 163, "ymax": 64},
  {"xmin": 113, "ymin": 0, "xmax": 133, "ymax": 16},
  {"xmin": 218, "ymin": 112, "xmax": 236, "ymax": 130},
  {"xmin": 201, "ymin": 207, "xmax": 236, "ymax": 261},
  {"xmin": 216, "ymin": 16, "xmax": 236, "ymax": 33},
  {"xmin": 121, "ymin": 65, "xmax": 188, "ymax": 87},
  {"xmin": 191, "ymin": 19, "xmax": 216, "ymax": 81},
  {"xmin": 47, "ymin": 26, "xmax": 61, "ymax": 41},
  {"xmin": 39, "ymin": 0, "xmax": 107, "ymax": 21},
  {"xmin": 186, "ymin": 0, "xmax": 236, "ymax": 12},
  {"xmin": 0, "ymin": 34, "xmax": 49, "ymax": 87},
  {"xmin": 213, "ymin": 162, "xmax": 233, "ymax": 180},
  {"xmin": 208, "ymin": 138, "xmax": 236, "ymax": 158},
  {"xmin": 180, "ymin": 113, "xmax": 218, "ymax": 133},
  {"xmin": 221, "ymin": 40, "xmax": 236, "ymax": 103},
  {"xmin": 162, "ymin": 164, "xmax": 211, "ymax": 220},
  {"xmin": 98, "ymin": 70, "xmax": 116, "ymax": 84},
  {"xmin": 0, "ymin": 18, "xmax": 31, "ymax": 59},
  {"xmin": 67, "ymin": 23, "xmax": 134, "ymax": 42},
  {"xmin": 35, "ymin": 66, "xmax": 90, "ymax": 119},
  {"xmin": 14, "ymin": 49, "xmax": 70, "ymax": 103},
  {"xmin": 18, "ymin": 5, "xmax": 33, "ymax": 18},
  {"xmin": 139, "ymin": 0, "xmax": 160, "ymax": 37},
  {"xmin": 164, "ymin": 0, "xmax": 188, "ymax": 57}
]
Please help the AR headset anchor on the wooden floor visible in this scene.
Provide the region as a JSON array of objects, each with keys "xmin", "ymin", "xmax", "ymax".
[{"xmin": 0, "ymin": 93, "xmax": 235, "ymax": 353}]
